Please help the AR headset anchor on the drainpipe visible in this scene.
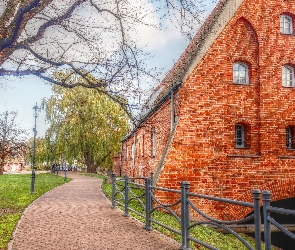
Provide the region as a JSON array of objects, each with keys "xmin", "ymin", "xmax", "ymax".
[
  {"xmin": 170, "ymin": 90, "xmax": 175, "ymax": 133},
  {"xmin": 119, "ymin": 142, "xmax": 122, "ymax": 176},
  {"xmin": 132, "ymin": 134, "xmax": 136, "ymax": 177}
]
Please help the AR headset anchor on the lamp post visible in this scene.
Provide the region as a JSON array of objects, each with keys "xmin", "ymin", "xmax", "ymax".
[
  {"xmin": 50, "ymin": 140, "xmax": 55, "ymax": 174},
  {"xmin": 31, "ymin": 102, "xmax": 41, "ymax": 194},
  {"xmin": 64, "ymin": 132, "xmax": 69, "ymax": 181}
]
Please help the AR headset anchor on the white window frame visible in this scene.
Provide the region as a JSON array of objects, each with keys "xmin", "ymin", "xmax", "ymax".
[
  {"xmin": 286, "ymin": 126, "xmax": 294, "ymax": 149},
  {"xmin": 280, "ymin": 14, "xmax": 293, "ymax": 34},
  {"xmin": 282, "ymin": 65, "xmax": 295, "ymax": 87},
  {"xmin": 235, "ymin": 124, "xmax": 245, "ymax": 148},
  {"xmin": 233, "ymin": 62, "xmax": 249, "ymax": 84}
]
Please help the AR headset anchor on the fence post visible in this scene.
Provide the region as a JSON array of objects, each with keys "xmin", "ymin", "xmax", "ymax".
[
  {"xmin": 145, "ymin": 177, "xmax": 152, "ymax": 231},
  {"xmin": 150, "ymin": 172, "xmax": 154, "ymax": 210},
  {"xmin": 180, "ymin": 181, "xmax": 191, "ymax": 250},
  {"xmin": 252, "ymin": 189, "xmax": 262, "ymax": 250},
  {"xmin": 124, "ymin": 175, "xmax": 129, "ymax": 217},
  {"xmin": 262, "ymin": 190, "xmax": 272, "ymax": 250},
  {"xmin": 111, "ymin": 173, "xmax": 116, "ymax": 208}
]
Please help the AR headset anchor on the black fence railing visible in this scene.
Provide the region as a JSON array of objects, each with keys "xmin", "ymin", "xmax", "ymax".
[
  {"xmin": 262, "ymin": 190, "xmax": 295, "ymax": 249},
  {"xmin": 111, "ymin": 173, "xmax": 295, "ymax": 250}
]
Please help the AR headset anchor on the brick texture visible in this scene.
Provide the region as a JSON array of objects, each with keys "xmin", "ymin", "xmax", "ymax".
[
  {"xmin": 118, "ymin": 0, "xmax": 295, "ymax": 220},
  {"xmin": 120, "ymin": 92, "xmax": 180, "ymax": 179}
]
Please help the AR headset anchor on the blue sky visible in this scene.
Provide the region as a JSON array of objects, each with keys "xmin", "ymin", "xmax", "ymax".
[
  {"xmin": 0, "ymin": 1, "xmax": 217, "ymax": 138},
  {"xmin": 0, "ymin": 75, "xmax": 52, "ymax": 137}
]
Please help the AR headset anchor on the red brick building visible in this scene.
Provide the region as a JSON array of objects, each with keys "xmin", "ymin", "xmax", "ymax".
[{"xmin": 117, "ymin": 0, "xmax": 295, "ymax": 219}]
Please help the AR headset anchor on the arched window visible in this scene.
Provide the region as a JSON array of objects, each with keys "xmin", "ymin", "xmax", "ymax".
[
  {"xmin": 280, "ymin": 14, "xmax": 293, "ymax": 34},
  {"xmin": 282, "ymin": 65, "xmax": 294, "ymax": 87},
  {"xmin": 233, "ymin": 63, "xmax": 249, "ymax": 84}
]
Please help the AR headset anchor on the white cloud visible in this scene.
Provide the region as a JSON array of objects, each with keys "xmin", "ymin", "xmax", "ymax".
[
  {"xmin": 124, "ymin": 0, "xmax": 184, "ymax": 51},
  {"xmin": 133, "ymin": 22, "xmax": 183, "ymax": 51}
]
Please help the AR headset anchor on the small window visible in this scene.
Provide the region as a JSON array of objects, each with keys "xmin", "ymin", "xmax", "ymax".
[
  {"xmin": 233, "ymin": 63, "xmax": 249, "ymax": 84},
  {"xmin": 286, "ymin": 126, "xmax": 295, "ymax": 149},
  {"xmin": 282, "ymin": 65, "xmax": 295, "ymax": 87},
  {"xmin": 151, "ymin": 127, "xmax": 156, "ymax": 156},
  {"xmin": 235, "ymin": 124, "xmax": 245, "ymax": 147},
  {"xmin": 280, "ymin": 14, "xmax": 293, "ymax": 34},
  {"xmin": 235, "ymin": 124, "xmax": 250, "ymax": 148},
  {"xmin": 126, "ymin": 146, "xmax": 129, "ymax": 160}
]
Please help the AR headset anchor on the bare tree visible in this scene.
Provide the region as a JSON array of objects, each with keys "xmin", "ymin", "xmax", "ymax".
[
  {"xmin": 0, "ymin": 0, "xmax": 210, "ymax": 117},
  {"xmin": 0, "ymin": 111, "xmax": 29, "ymax": 174}
]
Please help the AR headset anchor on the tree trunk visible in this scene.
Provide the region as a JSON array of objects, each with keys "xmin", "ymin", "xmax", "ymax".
[
  {"xmin": 0, "ymin": 156, "xmax": 5, "ymax": 175},
  {"xmin": 84, "ymin": 151, "xmax": 95, "ymax": 173}
]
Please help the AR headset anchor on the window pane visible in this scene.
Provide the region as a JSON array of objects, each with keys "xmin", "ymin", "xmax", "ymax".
[
  {"xmin": 280, "ymin": 15, "xmax": 292, "ymax": 34},
  {"xmin": 233, "ymin": 63, "xmax": 239, "ymax": 71},
  {"xmin": 235, "ymin": 125, "xmax": 244, "ymax": 147},
  {"xmin": 282, "ymin": 66, "xmax": 294, "ymax": 87},
  {"xmin": 240, "ymin": 70, "xmax": 246, "ymax": 77},
  {"xmin": 286, "ymin": 127, "xmax": 293, "ymax": 149},
  {"xmin": 240, "ymin": 64, "xmax": 246, "ymax": 71},
  {"xmin": 233, "ymin": 63, "xmax": 248, "ymax": 84}
]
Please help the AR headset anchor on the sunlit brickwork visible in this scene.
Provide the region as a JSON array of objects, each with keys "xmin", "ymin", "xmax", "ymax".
[{"xmin": 118, "ymin": 0, "xmax": 295, "ymax": 219}]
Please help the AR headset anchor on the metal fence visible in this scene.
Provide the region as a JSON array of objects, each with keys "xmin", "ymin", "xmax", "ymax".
[{"xmin": 111, "ymin": 173, "xmax": 295, "ymax": 250}]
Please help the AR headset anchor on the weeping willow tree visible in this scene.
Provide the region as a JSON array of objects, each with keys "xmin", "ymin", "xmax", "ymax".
[{"xmin": 44, "ymin": 71, "xmax": 130, "ymax": 172}]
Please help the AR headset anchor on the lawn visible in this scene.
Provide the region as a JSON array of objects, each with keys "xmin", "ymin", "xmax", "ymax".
[{"xmin": 0, "ymin": 173, "xmax": 71, "ymax": 250}]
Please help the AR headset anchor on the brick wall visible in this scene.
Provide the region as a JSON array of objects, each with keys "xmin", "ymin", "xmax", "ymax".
[
  {"xmin": 120, "ymin": 0, "xmax": 295, "ymax": 220},
  {"xmin": 112, "ymin": 153, "xmax": 121, "ymax": 176},
  {"xmin": 121, "ymin": 91, "xmax": 180, "ymax": 179},
  {"xmin": 157, "ymin": 0, "xmax": 295, "ymax": 220}
]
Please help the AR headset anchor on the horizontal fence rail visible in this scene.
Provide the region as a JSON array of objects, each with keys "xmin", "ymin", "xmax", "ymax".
[{"xmin": 111, "ymin": 173, "xmax": 295, "ymax": 250}]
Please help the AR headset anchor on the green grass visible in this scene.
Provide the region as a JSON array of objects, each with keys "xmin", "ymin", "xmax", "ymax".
[
  {"xmin": 0, "ymin": 173, "xmax": 71, "ymax": 250},
  {"xmin": 97, "ymin": 174, "xmax": 265, "ymax": 250}
]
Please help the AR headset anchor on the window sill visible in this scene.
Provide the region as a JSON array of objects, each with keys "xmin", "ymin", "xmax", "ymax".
[
  {"xmin": 233, "ymin": 82, "xmax": 250, "ymax": 85},
  {"xmin": 279, "ymin": 156, "xmax": 295, "ymax": 159},
  {"xmin": 282, "ymin": 86, "xmax": 295, "ymax": 88},
  {"xmin": 234, "ymin": 146, "xmax": 250, "ymax": 149},
  {"xmin": 280, "ymin": 32, "xmax": 294, "ymax": 36},
  {"xmin": 228, "ymin": 154, "xmax": 260, "ymax": 158}
]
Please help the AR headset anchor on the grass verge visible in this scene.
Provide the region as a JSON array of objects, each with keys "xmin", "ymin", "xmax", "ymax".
[
  {"xmin": 85, "ymin": 173, "xmax": 264, "ymax": 250},
  {"xmin": 0, "ymin": 173, "xmax": 71, "ymax": 250}
]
